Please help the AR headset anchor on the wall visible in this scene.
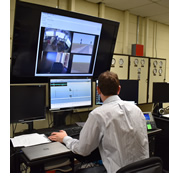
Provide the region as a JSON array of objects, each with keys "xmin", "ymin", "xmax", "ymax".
[{"xmin": 10, "ymin": 0, "xmax": 169, "ymax": 136}]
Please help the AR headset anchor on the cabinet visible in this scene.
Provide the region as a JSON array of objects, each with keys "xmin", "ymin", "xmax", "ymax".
[
  {"xmin": 129, "ymin": 56, "xmax": 149, "ymax": 104},
  {"xmin": 148, "ymin": 58, "xmax": 166, "ymax": 103},
  {"xmin": 111, "ymin": 54, "xmax": 129, "ymax": 79}
]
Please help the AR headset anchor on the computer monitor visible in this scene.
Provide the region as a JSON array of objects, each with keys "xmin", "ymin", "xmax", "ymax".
[
  {"xmin": 153, "ymin": 82, "xmax": 169, "ymax": 103},
  {"xmin": 10, "ymin": 85, "xmax": 46, "ymax": 132},
  {"xmin": 119, "ymin": 80, "xmax": 139, "ymax": 104},
  {"xmin": 49, "ymin": 78, "xmax": 92, "ymax": 111},
  {"xmin": 95, "ymin": 79, "xmax": 139, "ymax": 105},
  {"xmin": 10, "ymin": 1, "xmax": 119, "ymax": 83}
]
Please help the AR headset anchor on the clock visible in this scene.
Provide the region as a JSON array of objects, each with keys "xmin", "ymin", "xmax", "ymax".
[
  {"xmin": 153, "ymin": 69, "xmax": 157, "ymax": 75},
  {"xmin": 159, "ymin": 68, "xmax": 163, "ymax": 76},
  {"xmin": 159, "ymin": 61, "xmax": 163, "ymax": 68},
  {"xmin": 119, "ymin": 58, "xmax": 124, "ymax": 66},
  {"xmin": 112, "ymin": 58, "xmax": 116, "ymax": 66},
  {"xmin": 153, "ymin": 60, "xmax": 158, "ymax": 67},
  {"xmin": 141, "ymin": 59, "xmax": 145, "ymax": 67},
  {"xmin": 134, "ymin": 59, "xmax": 139, "ymax": 66}
]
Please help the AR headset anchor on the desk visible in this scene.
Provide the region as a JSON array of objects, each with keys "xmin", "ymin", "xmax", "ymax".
[
  {"xmin": 153, "ymin": 115, "xmax": 169, "ymax": 171},
  {"xmin": 10, "ymin": 127, "xmax": 162, "ymax": 173},
  {"xmin": 20, "ymin": 147, "xmax": 74, "ymax": 173},
  {"xmin": 147, "ymin": 128, "xmax": 162, "ymax": 157},
  {"xmin": 11, "ymin": 141, "xmax": 74, "ymax": 173}
]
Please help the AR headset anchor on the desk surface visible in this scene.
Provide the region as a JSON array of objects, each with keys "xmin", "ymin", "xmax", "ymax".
[
  {"xmin": 148, "ymin": 128, "xmax": 162, "ymax": 136},
  {"xmin": 153, "ymin": 114, "xmax": 169, "ymax": 121}
]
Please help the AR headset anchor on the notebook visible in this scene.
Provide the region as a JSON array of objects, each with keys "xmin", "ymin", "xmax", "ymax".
[{"xmin": 21, "ymin": 142, "xmax": 71, "ymax": 161}]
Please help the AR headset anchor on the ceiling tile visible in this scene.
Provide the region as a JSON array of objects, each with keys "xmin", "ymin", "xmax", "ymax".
[
  {"xmin": 157, "ymin": 0, "xmax": 169, "ymax": 8},
  {"xmin": 129, "ymin": 3, "xmax": 169, "ymax": 17},
  {"xmin": 150, "ymin": 12, "xmax": 169, "ymax": 24},
  {"xmin": 86, "ymin": 0, "xmax": 169, "ymax": 25},
  {"xmin": 104, "ymin": 0, "xmax": 151, "ymax": 11}
]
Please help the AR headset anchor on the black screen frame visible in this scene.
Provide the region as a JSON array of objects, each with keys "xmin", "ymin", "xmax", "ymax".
[
  {"xmin": 10, "ymin": 0, "xmax": 119, "ymax": 83},
  {"xmin": 10, "ymin": 84, "xmax": 46, "ymax": 124},
  {"xmin": 49, "ymin": 77, "xmax": 93, "ymax": 111},
  {"xmin": 95, "ymin": 79, "xmax": 139, "ymax": 105},
  {"xmin": 153, "ymin": 82, "xmax": 169, "ymax": 103}
]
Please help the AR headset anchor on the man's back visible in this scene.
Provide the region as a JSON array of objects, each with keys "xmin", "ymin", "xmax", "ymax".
[{"xmin": 91, "ymin": 95, "xmax": 149, "ymax": 172}]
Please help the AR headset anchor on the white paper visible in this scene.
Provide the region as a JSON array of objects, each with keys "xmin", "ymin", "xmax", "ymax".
[
  {"xmin": 162, "ymin": 114, "xmax": 169, "ymax": 118},
  {"xmin": 75, "ymin": 122, "xmax": 85, "ymax": 127},
  {"xmin": 11, "ymin": 133, "xmax": 51, "ymax": 147}
]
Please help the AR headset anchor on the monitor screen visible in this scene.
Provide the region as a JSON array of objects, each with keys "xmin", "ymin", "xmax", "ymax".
[
  {"xmin": 10, "ymin": 85, "xmax": 46, "ymax": 123},
  {"xmin": 10, "ymin": 1, "xmax": 119, "ymax": 83},
  {"xmin": 95, "ymin": 79, "xmax": 139, "ymax": 105},
  {"xmin": 144, "ymin": 113, "xmax": 150, "ymax": 120},
  {"xmin": 49, "ymin": 78, "xmax": 92, "ymax": 111},
  {"xmin": 153, "ymin": 82, "xmax": 169, "ymax": 103}
]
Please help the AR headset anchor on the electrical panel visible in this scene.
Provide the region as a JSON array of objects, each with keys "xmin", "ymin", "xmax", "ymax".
[
  {"xmin": 129, "ymin": 56, "xmax": 149, "ymax": 104},
  {"xmin": 110, "ymin": 54, "xmax": 129, "ymax": 79},
  {"xmin": 148, "ymin": 58, "xmax": 166, "ymax": 103}
]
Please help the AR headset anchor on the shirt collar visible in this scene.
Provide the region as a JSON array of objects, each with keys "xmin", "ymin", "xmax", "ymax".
[{"xmin": 103, "ymin": 95, "xmax": 121, "ymax": 104}]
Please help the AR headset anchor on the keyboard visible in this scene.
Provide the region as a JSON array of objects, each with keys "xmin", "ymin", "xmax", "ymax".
[{"xmin": 45, "ymin": 126, "xmax": 82, "ymax": 137}]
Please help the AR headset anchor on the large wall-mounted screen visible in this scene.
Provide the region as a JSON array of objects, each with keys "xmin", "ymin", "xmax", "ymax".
[{"xmin": 10, "ymin": 1, "xmax": 119, "ymax": 83}]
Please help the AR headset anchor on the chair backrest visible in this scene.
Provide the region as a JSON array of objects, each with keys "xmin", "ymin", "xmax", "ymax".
[
  {"xmin": 116, "ymin": 157, "xmax": 163, "ymax": 173},
  {"xmin": 50, "ymin": 62, "xmax": 63, "ymax": 73}
]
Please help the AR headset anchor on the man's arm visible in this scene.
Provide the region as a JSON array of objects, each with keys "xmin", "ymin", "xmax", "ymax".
[{"xmin": 49, "ymin": 111, "xmax": 103, "ymax": 156}]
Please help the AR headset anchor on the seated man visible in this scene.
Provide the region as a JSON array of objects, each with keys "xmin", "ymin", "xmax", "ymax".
[{"xmin": 48, "ymin": 71, "xmax": 149, "ymax": 173}]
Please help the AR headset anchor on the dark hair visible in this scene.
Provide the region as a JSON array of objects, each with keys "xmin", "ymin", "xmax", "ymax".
[{"xmin": 98, "ymin": 71, "xmax": 120, "ymax": 96}]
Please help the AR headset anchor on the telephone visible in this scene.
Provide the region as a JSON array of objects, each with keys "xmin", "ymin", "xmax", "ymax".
[
  {"xmin": 158, "ymin": 106, "xmax": 169, "ymax": 115},
  {"xmin": 143, "ymin": 112, "xmax": 157, "ymax": 130}
]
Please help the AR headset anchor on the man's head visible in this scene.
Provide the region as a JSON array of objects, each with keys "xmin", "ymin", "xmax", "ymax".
[{"xmin": 98, "ymin": 71, "xmax": 120, "ymax": 96}]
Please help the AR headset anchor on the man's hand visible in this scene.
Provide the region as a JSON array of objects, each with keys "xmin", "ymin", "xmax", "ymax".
[{"xmin": 48, "ymin": 130, "xmax": 67, "ymax": 143}]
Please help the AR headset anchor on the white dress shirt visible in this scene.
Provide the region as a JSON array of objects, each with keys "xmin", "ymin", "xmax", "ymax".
[{"xmin": 63, "ymin": 95, "xmax": 149, "ymax": 173}]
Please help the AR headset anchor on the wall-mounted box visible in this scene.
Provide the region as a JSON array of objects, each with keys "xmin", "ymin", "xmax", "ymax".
[{"xmin": 132, "ymin": 44, "xmax": 144, "ymax": 56}]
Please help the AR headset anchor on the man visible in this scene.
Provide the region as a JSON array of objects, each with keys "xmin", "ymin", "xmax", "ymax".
[{"xmin": 48, "ymin": 71, "xmax": 149, "ymax": 173}]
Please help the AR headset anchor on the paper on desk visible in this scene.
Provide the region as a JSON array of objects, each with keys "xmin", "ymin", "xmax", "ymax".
[
  {"xmin": 75, "ymin": 122, "xmax": 85, "ymax": 127},
  {"xmin": 162, "ymin": 114, "xmax": 169, "ymax": 118},
  {"xmin": 11, "ymin": 133, "xmax": 51, "ymax": 147}
]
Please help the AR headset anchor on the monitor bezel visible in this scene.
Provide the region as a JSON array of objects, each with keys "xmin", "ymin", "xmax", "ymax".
[
  {"xmin": 10, "ymin": 84, "xmax": 46, "ymax": 124},
  {"xmin": 152, "ymin": 82, "xmax": 169, "ymax": 103},
  {"xmin": 10, "ymin": 0, "xmax": 119, "ymax": 83},
  {"xmin": 95, "ymin": 79, "xmax": 139, "ymax": 105},
  {"xmin": 48, "ymin": 77, "xmax": 93, "ymax": 111}
]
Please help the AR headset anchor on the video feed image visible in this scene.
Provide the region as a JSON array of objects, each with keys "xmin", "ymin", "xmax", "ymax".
[
  {"xmin": 71, "ymin": 55, "xmax": 91, "ymax": 73},
  {"xmin": 71, "ymin": 33, "xmax": 95, "ymax": 54},
  {"xmin": 36, "ymin": 28, "xmax": 72, "ymax": 74},
  {"xmin": 35, "ymin": 27, "xmax": 98, "ymax": 76},
  {"xmin": 37, "ymin": 52, "xmax": 70, "ymax": 74},
  {"xmin": 43, "ymin": 28, "xmax": 72, "ymax": 52}
]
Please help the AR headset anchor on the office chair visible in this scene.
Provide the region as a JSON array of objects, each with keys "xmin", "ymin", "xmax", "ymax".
[
  {"xmin": 50, "ymin": 62, "xmax": 64, "ymax": 73},
  {"xmin": 116, "ymin": 157, "xmax": 163, "ymax": 173}
]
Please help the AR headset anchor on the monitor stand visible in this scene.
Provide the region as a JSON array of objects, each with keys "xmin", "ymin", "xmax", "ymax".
[
  {"xmin": 19, "ymin": 121, "xmax": 36, "ymax": 134},
  {"xmin": 27, "ymin": 122, "xmax": 34, "ymax": 133},
  {"xmin": 53, "ymin": 110, "xmax": 73, "ymax": 128}
]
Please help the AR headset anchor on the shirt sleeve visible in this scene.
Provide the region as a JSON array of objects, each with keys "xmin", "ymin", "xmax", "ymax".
[{"xmin": 63, "ymin": 111, "xmax": 103, "ymax": 156}]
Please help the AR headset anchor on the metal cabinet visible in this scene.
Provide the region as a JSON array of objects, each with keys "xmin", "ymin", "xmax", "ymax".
[
  {"xmin": 110, "ymin": 54, "xmax": 129, "ymax": 80},
  {"xmin": 148, "ymin": 58, "xmax": 166, "ymax": 103},
  {"xmin": 129, "ymin": 56, "xmax": 149, "ymax": 104}
]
